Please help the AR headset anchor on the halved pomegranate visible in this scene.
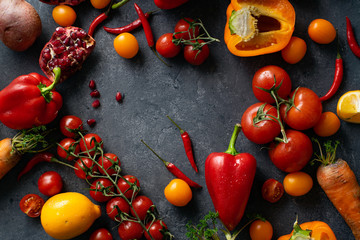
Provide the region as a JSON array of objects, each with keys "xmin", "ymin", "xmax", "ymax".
[
  {"xmin": 39, "ymin": 0, "xmax": 85, "ymax": 5},
  {"xmin": 39, "ymin": 27, "xmax": 96, "ymax": 83}
]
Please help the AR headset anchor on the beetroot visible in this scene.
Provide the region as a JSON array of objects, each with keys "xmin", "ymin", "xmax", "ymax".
[
  {"xmin": 39, "ymin": 27, "xmax": 96, "ymax": 83},
  {"xmin": 39, "ymin": 0, "xmax": 85, "ymax": 5}
]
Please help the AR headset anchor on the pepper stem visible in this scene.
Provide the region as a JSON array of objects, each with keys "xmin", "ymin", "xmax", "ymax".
[
  {"xmin": 166, "ymin": 115, "xmax": 184, "ymax": 134},
  {"xmin": 39, "ymin": 67, "xmax": 61, "ymax": 103},
  {"xmin": 141, "ymin": 140, "xmax": 170, "ymax": 167},
  {"xmin": 224, "ymin": 124, "xmax": 241, "ymax": 156}
]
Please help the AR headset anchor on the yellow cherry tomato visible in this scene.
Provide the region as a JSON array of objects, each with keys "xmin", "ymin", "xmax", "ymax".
[
  {"xmin": 164, "ymin": 179, "xmax": 192, "ymax": 207},
  {"xmin": 337, "ymin": 90, "xmax": 360, "ymax": 123},
  {"xmin": 281, "ymin": 36, "xmax": 307, "ymax": 64},
  {"xmin": 52, "ymin": 5, "xmax": 77, "ymax": 27},
  {"xmin": 313, "ymin": 112, "xmax": 340, "ymax": 137},
  {"xmin": 90, "ymin": 0, "xmax": 111, "ymax": 9},
  {"xmin": 114, "ymin": 33, "xmax": 139, "ymax": 59},
  {"xmin": 249, "ymin": 220, "xmax": 273, "ymax": 240},
  {"xmin": 283, "ymin": 172, "xmax": 313, "ymax": 196},
  {"xmin": 308, "ymin": 19, "xmax": 336, "ymax": 44}
]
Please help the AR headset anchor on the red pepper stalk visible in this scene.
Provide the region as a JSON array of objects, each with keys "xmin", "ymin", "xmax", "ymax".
[
  {"xmin": 166, "ymin": 115, "xmax": 198, "ymax": 172},
  {"xmin": 141, "ymin": 140, "xmax": 202, "ymax": 188},
  {"xmin": 205, "ymin": 124, "xmax": 256, "ymax": 231}
]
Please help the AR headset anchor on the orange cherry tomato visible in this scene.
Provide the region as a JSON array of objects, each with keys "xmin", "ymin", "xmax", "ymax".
[
  {"xmin": 313, "ymin": 112, "xmax": 341, "ymax": 137},
  {"xmin": 52, "ymin": 5, "xmax": 77, "ymax": 27},
  {"xmin": 308, "ymin": 19, "xmax": 336, "ymax": 44},
  {"xmin": 283, "ymin": 172, "xmax": 313, "ymax": 196},
  {"xmin": 249, "ymin": 220, "xmax": 273, "ymax": 240},
  {"xmin": 164, "ymin": 179, "xmax": 192, "ymax": 207},
  {"xmin": 90, "ymin": 0, "xmax": 111, "ymax": 9},
  {"xmin": 114, "ymin": 33, "xmax": 139, "ymax": 59},
  {"xmin": 281, "ymin": 37, "xmax": 307, "ymax": 64}
]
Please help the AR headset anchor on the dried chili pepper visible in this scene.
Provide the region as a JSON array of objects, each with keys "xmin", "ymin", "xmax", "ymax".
[
  {"xmin": 166, "ymin": 116, "xmax": 198, "ymax": 173},
  {"xmin": 103, "ymin": 12, "xmax": 153, "ymax": 35},
  {"xmin": 141, "ymin": 140, "xmax": 202, "ymax": 188},
  {"xmin": 346, "ymin": 17, "xmax": 360, "ymax": 58}
]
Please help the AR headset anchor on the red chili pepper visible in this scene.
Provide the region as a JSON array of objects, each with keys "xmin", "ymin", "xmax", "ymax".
[
  {"xmin": 88, "ymin": 13, "xmax": 109, "ymax": 37},
  {"xmin": 153, "ymin": 0, "xmax": 189, "ymax": 9},
  {"xmin": 103, "ymin": 12, "xmax": 153, "ymax": 35},
  {"xmin": 17, "ymin": 152, "xmax": 55, "ymax": 181},
  {"xmin": 319, "ymin": 51, "xmax": 343, "ymax": 102},
  {"xmin": 0, "ymin": 68, "xmax": 63, "ymax": 130},
  {"xmin": 134, "ymin": 3, "xmax": 154, "ymax": 47},
  {"xmin": 141, "ymin": 140, "xmax": 202, "ymax": 188},
  {"xmin": 346, "ymin": 16, "xmax": 360, "ymax": 58},
  {"xmin": 167, "ymin": 115, "xmax": 198, "ymax": 172}
]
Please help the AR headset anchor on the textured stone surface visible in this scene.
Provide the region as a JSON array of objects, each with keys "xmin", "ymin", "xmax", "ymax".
[{"xmin": 0, "ymin": 0, "xmax": 359, "ymax": 239}]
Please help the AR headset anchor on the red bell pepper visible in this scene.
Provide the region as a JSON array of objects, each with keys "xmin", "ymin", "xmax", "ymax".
[
  {"xmin": 0, "ymin": 67, "xmax": 63, "ymax": 130},
  {"xmin": 205, "ymin": 124, "xmax": 257, "ymax": 231},
  {"xmin": 154, "ymin": 0, "xmax": 189, "ymax": 9}
]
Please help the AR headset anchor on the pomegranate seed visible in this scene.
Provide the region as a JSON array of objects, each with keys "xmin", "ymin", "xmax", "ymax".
[
  {"xmin": 89, "ymin": 80, "xmax": 96, "ymax": 89},
  {"xmin": 87, "ymin": 119, "xmax": 96, "ymax": 127},
  {"xmin": 90, "ymin": 90, "xmax": 100, "ymax": 98},
  {"xmin": 92, "ymin": 99, "xmax": 100, "ymax": 108},
  {"xmin": 116, "ymin": 92, "xmax": 123, "ymax": 102}
]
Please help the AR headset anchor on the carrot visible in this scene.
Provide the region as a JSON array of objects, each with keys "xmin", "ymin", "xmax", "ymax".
[
  {"xmin": 0, "ymin": 138, "xmax": 21, "ymax": 179},
  {"xmin": 313, "ymin": 139, "xmax": 360, "ymax": 240}
]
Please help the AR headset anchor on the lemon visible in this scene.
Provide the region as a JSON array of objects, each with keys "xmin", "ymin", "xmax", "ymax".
[
  {"xmin": 337, "ymin": 90, "xmax": 360, "ymax": 123},
  {"xmin": 40, "ymin": 192, "xmax": 101, "ymax": 240}
]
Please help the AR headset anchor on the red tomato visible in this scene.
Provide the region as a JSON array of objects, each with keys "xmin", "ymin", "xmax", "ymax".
[
  {"xmin": 57, "ymin": 138, "xmax": 80, "ymax": 161},
  {"xmin": 59, "ymin": 115, "xmax": 83, "ymax": 138},
  {"xmin": 19, "ymin": 194, "xmax": 44, "ymax": 218},
  {"xmin": 144, "ymin": 220, "xmax": 168, "ymax": 240},
  {"xmin": 90, "ymin": 228, "xmax": 113, "ymax": 240},
  {"xmin": 90, "ymin": 178, "xmax": 114, "ymax": 202},
  {"xmin": 261, "ymin": 179, "xmax": 284, "ymax": 203},
  {"xmin": 252, "ymin": 65, "xmax": 292, "ymax": 104},
  {"xmin": 117, "ymin": 175, "xmax": 140, "ymax": 199},
  {"xmin": 80, "ymin": 133, "xmax": 103, "ymax": 156},
  {"xmin": 106, "ymin": 197, "xmax": 130, "ymax": 221},
  {"xmin": 118, "ymin": 221, "xmax": 144, "ymax": 240},
  {"xmin": 98, "ymin": 153, "xmax": 121, "ymax": 176},
  {"xmin": 156, "ymin": 33, "xmax": 182, "ymax": 58},
  {"xmin": 280, "ymin": 87, "xmax": 322, "ymax": 130},
  {"xmin": 183, "ymin": 40, "xmax": 209, "ymax": 65},
  {"xmin": 174, "ymin": 18, "xmax": 200, "ymax": 40},
  {"xmin": 269, "ymin": 129, "xmax": 313, "ymax": 172},
  {"xmin": 241, "ymin": 103, "xmax": 281, "ymax": 144},
  {"xmin": 130, "ymin": 195, "xmax": 154, "ymax": 220},
  {"xmin": 74, "ymin": 157, "xmax": 97, "ymax": 179},
  {"xmin": 38, "ymin": 171, "xmax": 63, "ymax": 196}
]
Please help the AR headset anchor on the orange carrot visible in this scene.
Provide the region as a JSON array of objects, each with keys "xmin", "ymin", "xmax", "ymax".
[
  {"xmin": 0, "ymin": 138, "xmax": 21, "ymax": 179},
  {"xmin": 313, "ymin": 140, "xmax": 360, "ymax": 240}
]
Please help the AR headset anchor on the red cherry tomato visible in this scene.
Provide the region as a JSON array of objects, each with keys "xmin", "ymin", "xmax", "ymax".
[
  {"xmin": 130, "ymin": 195, "xmax": 154, "ymax": 220},
  {"xmin": 74, "ymin": 157, "xmax": 97, "ymax": 179},
  {"xmin": 269, "ymin": 129, "xmax": 313, "ymax": 172},
  {"xmin": 59, "ymin": 115, "xmax": 83, "ymax": 138},
  {"xmin": 117, "ymin": 175, "xmax": 140, "ymax": 199},
  {"xmin": 38, "ymin": 171, "xmax": 63, "ymax": 196},
  {"xmin": 156, "ymin": 33, "xmax": 182, "ymax": 58},
  {"xmin": 90, "ymin": 178, "xmax": 114, "ymax": 202},
  {"xmin": 106, "ymin": 197, "xmax": 130, "ymax": 221},
  {"xmin": 174, "ymin": 18, "xmax": 200, "ymax": 40},
  {"xmin": 90, "ymin": 228, "xmax": 113, "ymax": 240},
  {"xmin": 261, "ymin": 179, "xmax": 284, "ymax": 203},
  {"xmin": 280, "ymin": 87, "xmax": 322, "ymax": 130},
  {"xmin": 183, "ymin": 40, "xmax": 209, "ymax": 65},
  {"xmin": 252, "ymin": 65, "xmax": 292, "ymax": 104},
  {"xmin": 241, "ymin": 102, "xmax": 281, "ymax": 144},
  {"xmin": 80, "ymin": 133, "xmax": 103, "ymax": 156},
  {"xmin": 98, "ymin": 153, "xmax": 121, "ymax": 176},
  {"xmin": 57, "ymin": 138, "xmax": 80, "ymax": 161},
  {"xmin": 144, "ymin": 220, "xmax": 168, "ymax": 240},
  {"xmin": 19, "ymin": 194, "xmax": 44, "ymax": 218},
  {"xmin": 118, "ymin": 221, "xmax": 144, "ymax": 240}
]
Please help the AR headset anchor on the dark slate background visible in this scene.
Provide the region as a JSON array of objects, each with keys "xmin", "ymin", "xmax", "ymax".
[{"xmin": 0, "ymin": 0, "xmax": 359, "ymax": 239}]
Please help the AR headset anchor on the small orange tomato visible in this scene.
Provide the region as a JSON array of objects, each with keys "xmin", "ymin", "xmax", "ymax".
[
  {"xmin": 283, "ymin": 172, "xmax": 313, "ymax": 196},
  {"xmin": 52, "ymin": 5, "xmax": 77, "ymax": 27},
  {"xmin": 114, "ymin": 33, "xmax": 139, "ymax": 59},
  {"xmin": 90, "ymin": 0, "xmax": 111, "ymax": 9},
  {"xmin": 249, "ymin": 220, "xmax": 273, "ymax": 240},
  {"xmin": 308, "ymin": 19, "xmax": 336, "ymax": 44},
  {"xmin": 313, "ymin": 112, "xmax": 341, "ymax": 137},
  {"xmin": 281, "ymin": 37, "xmax": 307, "ymax": 64},
  {"xmin": 164, "ymin": 179, "xmax": 192, "ymax": 207}
]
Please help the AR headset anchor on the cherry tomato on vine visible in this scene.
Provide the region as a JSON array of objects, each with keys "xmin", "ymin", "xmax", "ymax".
[
  {"xmin": 164, "ymin": 178, "xmax": 192, "ymax": 207},
  {"xmin": 280, "ymin": 87, "xmax": 323, "ymax": 130},
  {"xmin": 118, "ymin": 221, "xmax": 144, "ymax": 240},
  {"xmin": 249, "ymin": 220, "xmax": 273, "ymax": 240},
  {"xmin": 281, "ymin": 36, "xmax": 307, "ymax": 64},
  {"xmin": 59, "ymin": 115, "xmax": 83, "ymax": 138},
  {"xmin": 308, "ymin": 19, "xmax": 336, "ymax": 44},
  {"xmin": 98, "ymin": 153, "xmax": 121, "ymax": 176},
  {"xmin": 156, "ymin": 33, "xmax": 182, "ymax": 58},
  {"xmin": 90, "ymin": 178, "xmax": 114, "ymax": 202},
  {"xmin": 130, "ymin": 195, "xmax": 154, "ymax": 220},
  {"xmin": 283, "ymin": 171, "xmax": 313, "ymax": 196},
  {"xmin": 114, "ymin": 33, "xmax": 139, "ymax": 59},
  {"xmin": 269, "ymin": 129, "xmax": 313, "ymax": 173},
  {"xmin": 174, "ymin": 18, "xmax": 200, "ymax": 40},
  {"xmin": 241, "ymin": 102, "xmax": 281, "ymax": 144},
  {"xmin": 184, "ymin": 40, "xmax": 209, "ymax": 65},
  {"xmin": 19, "ymin": 194, "xmax": 44, "ymax": 218},
  {"xmin": 79, "ymin": 133, "xmax": 103, "ymax": 156},
  {"xmin": 38, "ymin": 171, "xmax": 63, "ymax": 196},
  {"xmin": 261, "ymin": 179, "xmax": 284, "ymax": 203},
  {"xmin": 313, "ymin": 111, "xmax": 340, "ymax": 137},
  {"xmin": 90, "ymin": 228, "xmax": 113, "ymax": 240},
  {"xmin": 252, "ymin": 65, "xmax": 292, "ymax": 104},
  {"xmin": 106, "ymin": 197, "xmax": 130, "ymax": 221},
  {"xmin": 117, "ymin": 175, "xmax": 140, "ymax": 199},
  {"xmin": 52, "ymin": 5, "xmax": 76, "ymax": 27},
  {"xmin": 57, "ymin": 138, "xmax": 80, "ymax": 161},
  {"xmin": 144, "ymin": 220, "xmax": 168, "ymax": 240},
  {"xmin": 74, "ymin": 157, "xmax": 97, "ymax": 179},
  {"xmin": 90, "ymin": 0, "xmax": 111, "ymax": 9}
]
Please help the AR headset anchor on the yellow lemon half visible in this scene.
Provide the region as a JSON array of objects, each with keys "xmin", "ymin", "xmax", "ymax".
[
  {"xmin": 41, "ymin": 192, "xmax": 101, "ymax": 240},
  {"xmin": 337, "ymin": 90, "xmax": 360, "ymax": 123}
]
